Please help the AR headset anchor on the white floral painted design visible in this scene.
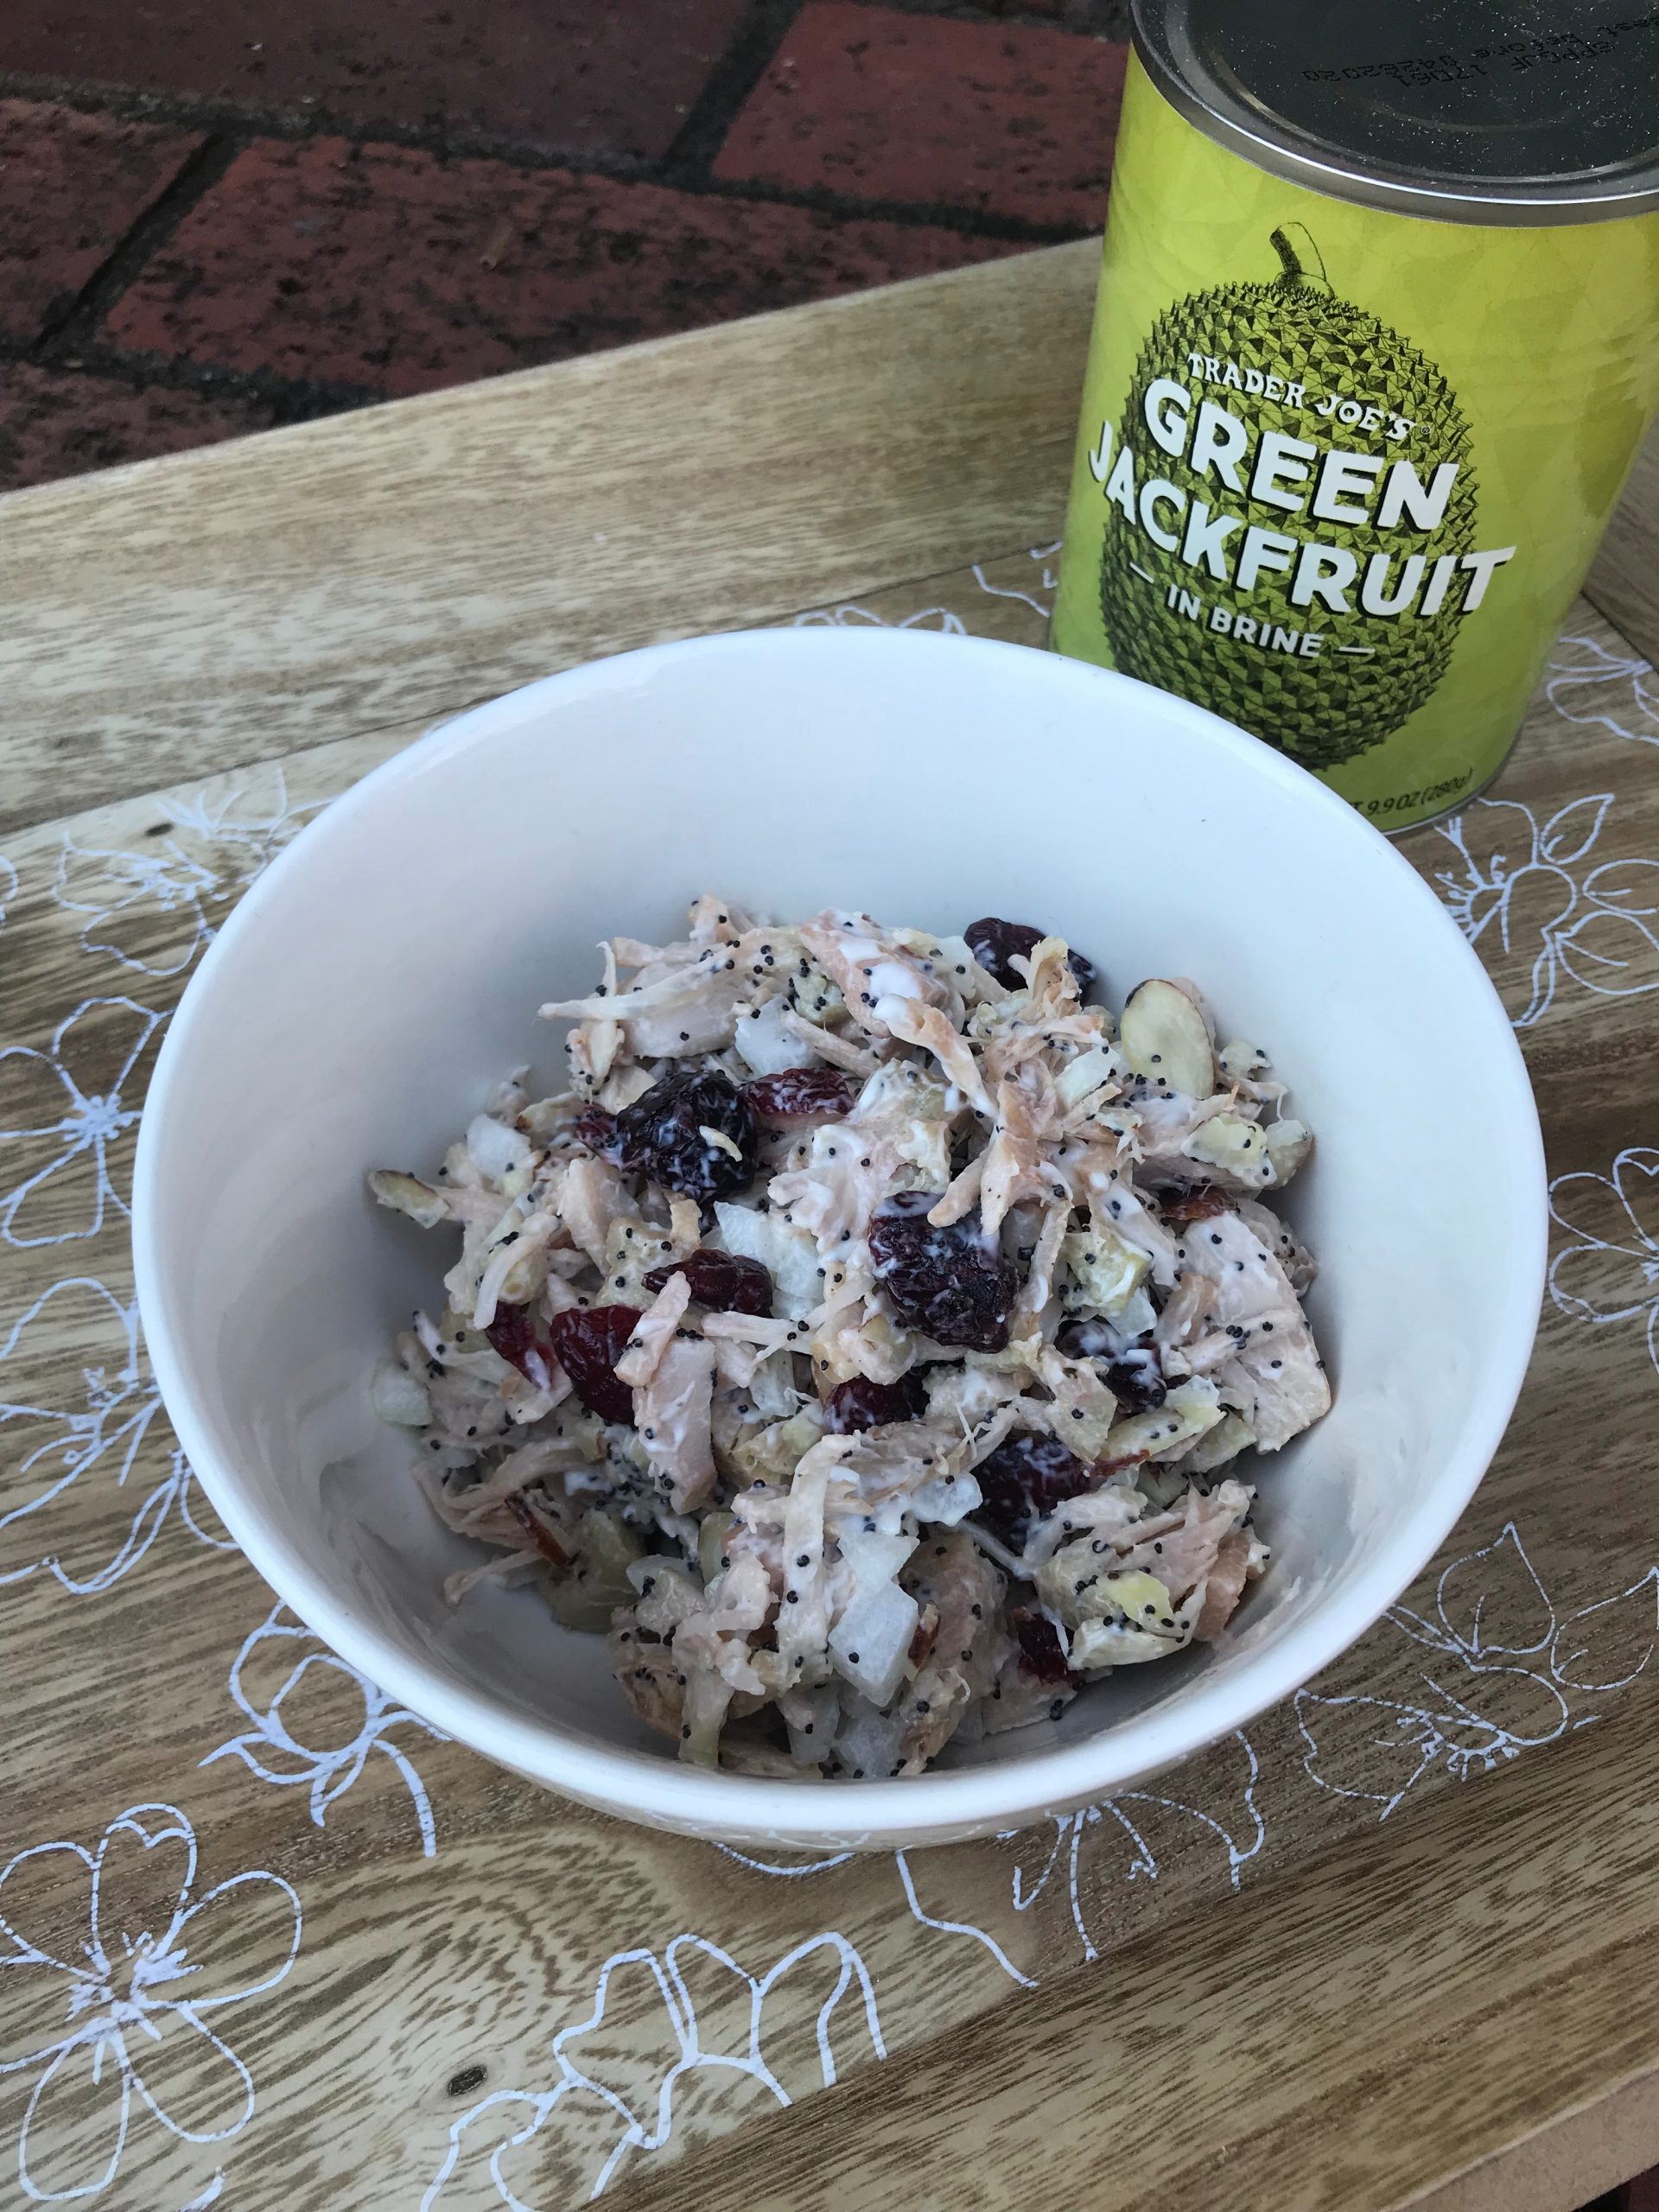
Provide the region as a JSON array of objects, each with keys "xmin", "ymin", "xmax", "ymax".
[
  {"xmin": 971, "ymin": 538, "xmax": 1061, "ymax": 621},
  {"xmin": 1001, "ymin": 1731, "xmax": 1265, "ymax": 1965},
  {"xmin": 52, "ymin": 768, "xmax": 321, "ymax": 981},
  {"xmin": 1297, "ymin": 1521, "xmax": 1659, "ymax": 1820},
  {"xmin": 0, "ymin": 1277, "xmax": 232, "ymax": 1595},
  {"xmin": 714, "ymin": 1729, "xmax": 1263, "ymax": 1984},
  {"xmin": 0, "ymin": 998, "xmax": 164, "ymax": 1249},
  {"xmin": 1549, "ymin": 1144, "xmax": 1659, "ymax": 1376},
  {"xmin": 0, "ymin": 855, "xmax": 17, "ymax": 931},
  {"xmin": 1545, "ymin": 632, "xmax": 1659, "ymax": 750},
  {"xmin": 891, "ymin": 1728, "xmax": 1265, "ymax": 1979},
  {"xmin": 793, "ymin": 602, "xmax": 966, "ymax": 636},
  {"xmin": 201, "ymin": 1607, "xmax": 449, "ymax": 1856},
  {"xmin": 424, "ymin": 1931, "xmax": 883, "ymax": 2207},
  {"xmin": 0, "ymin": 1802, "xmax": 301, "ymax": 2203},
  {"xmin": 1432, "ymin": 793, "xmax": 1659, "ymax": 1026}
]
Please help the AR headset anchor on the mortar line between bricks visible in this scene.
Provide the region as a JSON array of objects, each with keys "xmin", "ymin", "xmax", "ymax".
[
  {"xmin": 0, "ymin": 330, "xmax": 379, "ymax": 427},
  {"xmin": 0, "ymin": 68, "xmax": 1098, "ymax": 248},
  {"xmin": 658, "ymin": 0, "xmax": 804, "ymax": 185},
  {"xmin": 29, "ymin": 130, "xmax": 252, "ymax": 359}
]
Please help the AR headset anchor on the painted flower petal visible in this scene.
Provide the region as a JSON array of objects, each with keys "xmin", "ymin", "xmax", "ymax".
[
  {"xmin": 1548, "ymin": 1238, "xmax": 1656, "ymax": 1325},
  {"xmin": 1613, "ymin": 1147, "xmax": 1659, "ymax": 1255},
  {"xmin": 1295, "ymin": 1689, "xmax": 1441, "ymax": 1819},
  {"xmin": 1582, "ymin": 855, "xmax": 1659, "ymax": 915},
  {"xmin": 19, "ymin": 2029, "xmax": 130, "ymax": 2202},
  {"xmin": 3, "ymin": 1405, "xmax": 176, "ymax": 1595},
  {"xmin": 0, "ymin": 1042, "xmax": 78, "ymax": 1141},
  {"xmin": 554, "ymin": 1950, "xmax": 683, "ymax": 2133},
  {"xmin": 750, "ymin": 1935, "xmax": 884, "ymax": 2101},
  {"xmin": 263, "ymin": 1651, "xmax": 377, "ymax": 1762},
  {"xmin": 1431, "ymin": 1523, "xmax": 1554, "ymax": 1658},
  {"xmin": 1488, "ymin": 861, "xmax": 1577, "ymax": 990},
  {"xmin": 0, "ymin": 1838, "xmax": 95, "ymax": 1983},
  {"xmin": 1555, "ymin": 907, "xmax": 1659, "ymax": 1000},
  {"xmin": 127, "ymin": 2003, "xmax": 254, "ymax": 2144},
  {"xmin": 438, "ymin": 2082, "xmax": 631, "ymax": 2212},
  {"xmin": 0, "ymin": 1279, "xmax": 186, "ymax": 1590},
  {"xmin": 1538, "ymin": 792, "xmax": 1613, "ymax": 866},
  {"xmin": 1436, "ymin": 797, "xmax": 1539, "ymax": 893},
  {"xmin": 1552, "ymin": 1569, "xmax": 1659, "ymax": 1692},
  {"xmin": 91, "ymin": 1809, "xmax": 197, "ymax": 1980},
  {"xmin": 54, "ymin": 836, "xmax": 213, "ymax": 977},
  {"xmin": 1545, "ymin": 639, "xmax": 1659, "ymax": 743},
  {"xmin": 159, "ymin": 1871, "xmax": 302, "ymax": 2012},
  {"xmin": 662, "ymin": 1935, "xmax": 766, "ymax": 2077},
  {"xmin": 1418, "ymin": 1662, "xmax": 1568, "ymax": 1754},
  {"xmin": 0, "ymin": 1145, "xmax": 108, "ymax": 1248},
  {"xmin": 1548, "ymin": 1158, "xmax": 1659, "ymax": 1259},
  {"xmin": 1107, "ymin": 1727, "xmax": 1266, "ymax": 1891},
  {"xmin": 50, "ymin": 998, "xmax": 162, "ymax": 1105}
]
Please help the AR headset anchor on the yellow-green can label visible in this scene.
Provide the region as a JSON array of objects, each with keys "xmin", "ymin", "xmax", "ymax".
[{"xmin": 1052, "ymin": 54, "xmax": 1659, "ymax": 828}]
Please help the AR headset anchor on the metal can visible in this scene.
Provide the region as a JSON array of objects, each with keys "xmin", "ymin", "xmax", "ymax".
[{"xmin": 1051, "ymin": 0, "xmax": 1659, "ymax": 829}]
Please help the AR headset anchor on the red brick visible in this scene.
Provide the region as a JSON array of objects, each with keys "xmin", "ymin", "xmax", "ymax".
[
  {"xmin": 0, "ymin": 362, "xmax": 274, "ymax": 492},
  {"xmin": 712, "ymin": 3, "xmax": 1128, "ymax": 229},
  {"xmin": 0, "ymin": 0, "xmax": 748, "ymax": 164},
  {"xmin": 104, "ymin": 137, "xmax": 1021, "ymax": 396},
  {"xmin": 0, "ymin": 99, "xmax": 203, "ymax": 342}
]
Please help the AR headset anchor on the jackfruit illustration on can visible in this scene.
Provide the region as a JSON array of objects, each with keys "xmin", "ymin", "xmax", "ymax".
[{"xmin": 1052, "ymin": 7, "xmax": 1659, "ymax": 830}]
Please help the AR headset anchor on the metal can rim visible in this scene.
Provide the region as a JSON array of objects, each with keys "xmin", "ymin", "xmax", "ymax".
[{"xmin": 1132, "ymin": 6, "xmax": 1659, "ymax": 227}]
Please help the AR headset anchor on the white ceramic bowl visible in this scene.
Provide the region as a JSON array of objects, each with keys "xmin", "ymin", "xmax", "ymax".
[{"xmin": 133, "ymin": 627, "xmax": 1545, "ymax": 1850}]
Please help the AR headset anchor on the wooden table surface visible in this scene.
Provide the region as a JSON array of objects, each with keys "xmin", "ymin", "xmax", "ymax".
[{"xmin": 2, "ymin": 238, "xmax": 1658, "ymax": 2212}]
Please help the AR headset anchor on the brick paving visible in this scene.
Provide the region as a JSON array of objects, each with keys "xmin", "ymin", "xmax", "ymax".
[
  {"xmin": 0, "ymin": 0, "xmax": 755, "ymax": 160},
  {"xmin": 713, "ymin": 3, "xmax": 1127, "ymax": 226},
  {"xmin": 0, "ymin": 0, "xmax": 1131, "ymax": 493},
  {"xmin": 0, "ymin": 100, "xmax": 203, "ymax": 341},
  {"xmin": 106, "ymin": 134, "xmax": 1014, "ymax": 396}
]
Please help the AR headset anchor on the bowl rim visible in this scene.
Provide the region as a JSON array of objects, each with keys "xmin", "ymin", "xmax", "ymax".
[{"xmin": 133, "ymin": 624, "xmax": 1548, "ymax": 1842}]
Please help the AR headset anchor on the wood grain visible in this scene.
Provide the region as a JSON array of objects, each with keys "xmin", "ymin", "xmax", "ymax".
[
  {"xmin": 2, "ymin": 245, "xmax": 1659, "ymax": 2212},
  {"xmin": 1586, "ymin": 415, "xmax": 1659, "ymax": 666},
  {"xmin": 613, "ymin": 1698, "xmax": 1659, "ymax": 2212},
  {"xmin": 0, "ymin": 242, "xmax": 1100, "ymax": 832},
  {"xmin": 2, "ymin": 551, "xmax": 1657, "ymax": 2210}
]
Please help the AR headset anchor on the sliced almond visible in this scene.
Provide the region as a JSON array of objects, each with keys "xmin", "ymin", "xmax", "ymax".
[
  {"xmin": 1182, "ymin": 1112, "xmax": 1271, "ymax": 1182},
  {"xmin": 366, "ymin": 1169, "xmax": 448, "ymax": 1229},
  {"xmin": 1119, "ymin": 978, "xmax": 1217, "ymax": 1099}
]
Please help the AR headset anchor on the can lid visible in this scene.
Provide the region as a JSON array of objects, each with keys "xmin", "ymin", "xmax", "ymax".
[{"xmin": 1135, "ymin": 0, "xmax": 1659, "ymax": 223}]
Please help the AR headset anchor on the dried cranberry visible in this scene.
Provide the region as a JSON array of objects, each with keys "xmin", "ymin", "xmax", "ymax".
[
  {"xmin": 1158, "ymin": 1184, "xmax": 1230, "ymax": 1224},
  {"xmin": 1103, "ymin": 1349, "xmax": 1166, "ymax": 1412},
  {"xmin": 645, "ymin": 1247, "xmax": 773, "ymax": 1316},
  {"xmin": 1010, "ymin": 1608, "xmax": 1077, "ymax": 1687},
  {"xmin": 745, "ymin": 1067, "xmax": 856, "ymax": 1122},
  {"xmin": 573, "ymin": 1105, "xmax": 620, "ymax": 1155},
  {"xmin": 612, "ymin": 1070, "xmax": 758, "ymax": 1203},
  {"xmin": 974, "ymin": 1432, "xmax": 1096, "ymax": 1547},
  {"xmin": 868, "ymin": 1192, "xmax": 1019, "ymax": 1353},
  {"xmin": 484, "ymin": 1305, "xmax": 558, "ymax": 1390},
  {"xmin": 546, "ymin": 1304, "xmax": 643, "ymax": 1423},
  {"xmin": 965, "ymin": 915, "xmax": 1097, "ymax": 1000},
  {"xmin": 823, "ymin": 1370, "xmax": 930, "ymax": 1433}
]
